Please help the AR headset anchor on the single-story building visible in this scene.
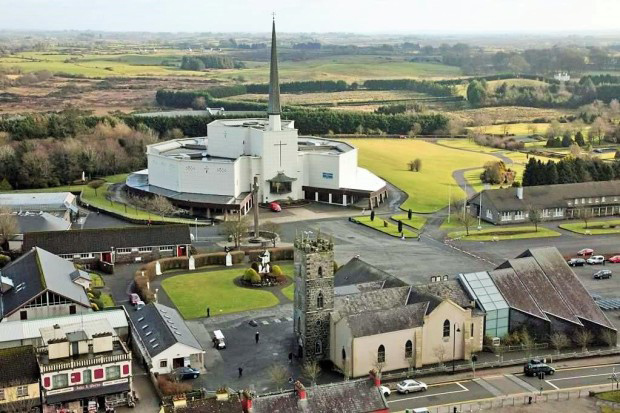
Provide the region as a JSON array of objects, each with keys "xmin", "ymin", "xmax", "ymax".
[
  {"xmin": 21, "ymin": 224, "xmax": 192, "ymax": 268},
  {"xmin": 8, "ymin": 211, "xmax": 72, "ymax": 250},
  {"xmin": 128, "ymin": 303, "xmax": 204, "ymax": 375},
  {"xmin": 468, "ymin": 181, "xmax": 620, "ymax": 225},
  {"xmin": 0, "ymin": 345, "xmax": 40, "ymax": 412},
  {"xmin": 0, "ymin": 192, "xmax": 78, "ymax": 222},
  {"xmin": 0, "ymin": 247, "xmax": 92, "ymax": 322}
]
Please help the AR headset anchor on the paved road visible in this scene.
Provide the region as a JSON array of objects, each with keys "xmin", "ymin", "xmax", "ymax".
[{"xmin": 386, "ymin": 363, "xmax": 620, "ymax": 412}]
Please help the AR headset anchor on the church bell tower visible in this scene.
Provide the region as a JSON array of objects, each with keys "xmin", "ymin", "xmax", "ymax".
[
  {"xmin": 267, "ymin": 18, "xmax": 282, "ymax": 132},
  {"xmin": 293, "ymin": 233, "xmax": 334, "ymax": 362}
]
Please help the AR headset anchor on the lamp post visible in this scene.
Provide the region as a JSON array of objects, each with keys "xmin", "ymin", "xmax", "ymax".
[
  {"xmin": 195, "ymin": 218, "xmax": 198, "ymax": 242},
  {"xmin": 452, "ymin": 323, "xmax": 461, "ymax": 374}
]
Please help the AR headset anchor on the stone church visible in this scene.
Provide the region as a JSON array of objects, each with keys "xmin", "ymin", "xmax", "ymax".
[{"xmin": 292, "ymin": 235, "xmax": 484, "ymax": 378}]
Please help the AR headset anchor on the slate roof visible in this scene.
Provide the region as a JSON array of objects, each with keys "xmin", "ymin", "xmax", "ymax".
[
  {"xmin": 0, "ymin": 345, "xmax": 39, "ymax": 385},
  {"xmin": 0, "ymin": 247, "xmax": 90, "ymax": 319},
  {"xmin": 346, "ymin": 302, "xmax": 428, "ymax": 337},
  {"xmin": 413, "ymin": 280, "xmax": 473, "ymax": 309},
  {"xmin": 334, "ymin": 286, "xmax": 410, "ymax": 320},
  {"xmin": 16, "ymin": 212, "xmax": 72, "ymax": 234},
  {"xmin": 488, "ymin": 268, "xmax": 548, "ymax": 321},
  {"xmin": 335, "ymin": 256, "xmax": 407, "ymax": 288},
  {"xmin": 252, "ymin": 379, "xmax": 388, "ymax": 413},
  {"xmin": 470, "ymin": 180, "xmax": 620, "ymax": 212},
  {"xmin": 128, "ymin": 303, "xmax": 202, "ymax": 357},
  {"xmin": 22, "ymin": 224, "xmax": 191, "ymax": 255},
  {"xmin": 174, "ymin": 394, "xmax": 242, "ymax": 413}
]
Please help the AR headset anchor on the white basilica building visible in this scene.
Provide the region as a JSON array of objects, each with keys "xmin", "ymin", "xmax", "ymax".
[{"xmin": 126, "ymin": 21, "xmax": 387, "ymax": 218}]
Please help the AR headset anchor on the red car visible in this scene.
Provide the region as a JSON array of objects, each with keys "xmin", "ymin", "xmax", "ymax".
[
  {"xmin": 269, "ymin": 202, "xmax": 282, "ymax": 212},
  {"xmin": 609, "ymin": 255, "xmax": 620, "ymax": 263},
  {"xmin": 578, "ymin": 248, "xmax": 594, "ymax": 256}
]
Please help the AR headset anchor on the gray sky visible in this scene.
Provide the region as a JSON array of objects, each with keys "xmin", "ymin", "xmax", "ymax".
[{"xmin": 1, "ymin": 0, "xmax": 619, "ymax": 33}]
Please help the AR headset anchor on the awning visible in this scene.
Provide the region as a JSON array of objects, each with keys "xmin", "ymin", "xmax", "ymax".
[
  {"xmin": 45, "ymin": 382, "xmax": 130, "ymax": 404},
  {"xmin": 267, "ymin": 172, "xmax": 297, "ymax": 183}
]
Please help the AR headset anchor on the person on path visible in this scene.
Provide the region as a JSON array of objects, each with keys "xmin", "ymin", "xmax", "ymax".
[
  {"xmin": 238, "ymin": 367, "xmax": 243, "ymax": 378},
  {"xmin": 288, "ymin": 352, "xmax": 293, "ymax": 364},
  {"xmin": 255, "ymin": 331, "xmax": 260, "ymax": 344},
  {"xmin": 206, "ymin": 307, "xmax": 210, "ymax": 318}
]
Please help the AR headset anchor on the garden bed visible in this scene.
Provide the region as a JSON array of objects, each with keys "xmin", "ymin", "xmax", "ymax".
[
  {"xmin": 391, "ymin": 214, "xmax": 426, "ymax": 230},
  {"xmin": 448, "ymin": 225, "xmax": 561, "ymax": 241}
]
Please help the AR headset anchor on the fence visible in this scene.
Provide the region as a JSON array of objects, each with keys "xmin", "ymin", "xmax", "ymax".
[{"xmin": 423, "ymin": 389, "xmax": 590, "ymax": 413}]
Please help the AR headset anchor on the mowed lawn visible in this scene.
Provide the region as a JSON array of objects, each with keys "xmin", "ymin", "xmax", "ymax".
[
  {"xmin": 448, "ymin": 225, "xmax": 561, "ymax": 241},
  {"xmin": 344, "ymin": 139, "xmax": 497, "ymax": 213},
  {"xmin": 162, "ymin": 263, "xmax": 294, "ymax": 319},
  {"xmin": 560, "ymin": 219, "xmax": 620, "ymax": 235}
]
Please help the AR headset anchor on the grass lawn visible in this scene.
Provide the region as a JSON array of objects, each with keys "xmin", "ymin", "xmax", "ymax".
[
  {"xmin": 391, "ymin": 214, "xmax": 427, "ymax": 230},
  {"xmin": 467, "ymin": 123, "xmax": 550, "ymax": 136},
  {"xmin": 100, "ymin": 293, "xmax": 115, "ymax": 308},
  {"xmin": 596, "ymin": 391, "xmax": 620, "ymax": 403},
  {"xmin": 447, "ymin": 225, "xmax": 561, "ymax": 241},
  {"xmin": 281, "ymin": 272, "xmax": 295, "ymax": 301},
  {"xmin": 354, "ymin": 215, "xmax": 417, "ymax": 238},
  {"xmin": 89, "ymin": 273, "xmax": 105, "ymax": 288},
  {"xmin": 343, "ymin": 139, "xmax": 497, "ymax": 213},
  {"xmin": 162, "ymin": 263, "xmax": 294, "ymax": 319},
  {"xmin": 1, "ymin": 173, "xmax": 129, "ymax": 194},
  {"xmin": 560, "ymin": 219, "xmax": 620, "ymax": 235}
]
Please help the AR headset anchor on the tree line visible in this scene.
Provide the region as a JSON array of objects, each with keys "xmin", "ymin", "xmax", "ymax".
[
  {"xmin": 363, "ymin": 79, "xmax": 456, "ymax": 97},
  {"xmin": 180, "ymin": 55, "xmax": 245, "ymax": 70},
  {"xmin": 522, "ymin": 157, "xmax": 620, "ymax": 187}
]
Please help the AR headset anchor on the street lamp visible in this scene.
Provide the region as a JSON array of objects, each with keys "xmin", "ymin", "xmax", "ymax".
[{"xmin": 452, "ymin": 323, "xmax": 461, "ymax": 374}]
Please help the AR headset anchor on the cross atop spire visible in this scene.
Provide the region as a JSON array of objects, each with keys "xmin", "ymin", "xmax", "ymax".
[{"xmin": 267, "ymin": 17, "xmax": 281, "ymax": 117}]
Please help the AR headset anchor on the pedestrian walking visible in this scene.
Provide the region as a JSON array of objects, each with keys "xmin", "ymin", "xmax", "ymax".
[
  {"xmin": 206, "ymin": 307, "xmax": 210, "ymax": 318},
  {"xmin": 238, "ymin": 367, "xmax": 243, "ymax": 378},
  {"xmin": 288, "ymin": 352, "xmax": 293, "ymax": 364},
  {"xmin": 255, "ymin": 331, "xmax": 260, "ymax": 344}
]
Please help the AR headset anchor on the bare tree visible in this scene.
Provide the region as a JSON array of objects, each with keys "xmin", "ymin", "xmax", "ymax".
[
  {"xmin": 527, "ymin": 207, "xmax": 542, "ymax": 232},
  {"xmin": 549, "ymin": 332, "xmax": 570, "ymax": 355},
  {"xmin": 457, "ymin": 206, "xmax": 478, "ymax": 236},
  {"xmin": 578, "ymin": 207, "xmax": 593, "ymax": 229},
  {"xmin": 433, "ymin": 345, "xmax": 447, "ymax": 367},
  {"xmin": 219, "ymin": 214, "xmax": 250, "ymax": 248},
  {"xmin": 601, "ymin": 330, "xmax": 617, "ymax": 348},
  {"xmin": 87, "ymin": 179, "xmax": 105, "ymax": 197},
  {"xmin": 302, "ymin": 360, "xmax": 322, "ymax": 386},
  {"xmin": 148, "ymin": 195, "xmax": 176, "ymax": 217},
  {"xmin": 0, "ymin": 207, "xmax": 17, "ymax": 251},
  {"xmin": 267, "ymin": 364, "xmax": 289, "ymax": 392},
  {"xmin": 575, "ymin": 329, "xmax": 593, "ymax": 352},
  {"xmin": 261, "ymin": 221, "xmax": 281, "ymax": 247}
]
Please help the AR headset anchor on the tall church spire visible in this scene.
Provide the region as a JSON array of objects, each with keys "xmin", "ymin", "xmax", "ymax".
[{"xmin": 268, "ymin": 17, "xmax": 282, "ymax": 131}]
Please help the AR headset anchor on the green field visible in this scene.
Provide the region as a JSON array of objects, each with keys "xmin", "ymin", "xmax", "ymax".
[
  {"xmin": 447, "ymin": 225, "xmax": 561, "ymax": 241},
  {"xmin": 100, "ymin": 293, "xmax": 115, "ymax": 308},
  {"xmin": 560, "ymin": 219, "xmax": 620, "ymax": 235},
  {"xmin": 391, "ymin": 214, "xmax": 427, "ymax": 230},
  {"xmin": 89, "ymin": 273, "xmax": 105, "ymax": 288},
  {"xmin": 344, "ymin": 139, "xmax": 497, "ymax": 213},
  {"xmin": 353, "ymin": 215, "xmax": 417, "ymax": 237},
  {"xmin": 467, "ymin": 123, "xmax": 550, "ymax": 136},
  {"xmin": 162, "ymin": 263, "xmax": 294, "ymax": 319},
  {"xmin": 281, "ymin": 273, "xmax": 295, "ymax": 301}
]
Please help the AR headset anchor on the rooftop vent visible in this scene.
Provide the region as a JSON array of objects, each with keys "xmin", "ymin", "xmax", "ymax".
[
  {"xmin": 137, "ymin": 317, "xmax": 145, "ymax": 322},
  {"xmin": 141, "ymin": 325, "xmax": 149, "ymax": 330}
]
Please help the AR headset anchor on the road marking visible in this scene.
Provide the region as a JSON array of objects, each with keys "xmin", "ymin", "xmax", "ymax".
[
  {"xmin": 273, "ymin": 319, "xmax": 281, "ymax": 323},
  {"xmin": 505, "ymin": 374, "xmax": 538, "ymax": 393},
  {"xmin": 261, "ymin": 320, "xmax": 269, "ymax": 325},
  {"xmin": 387, "ymin": 383, "xmax": 469, "ymax": 403},
  {"xmin": 545, "ymin": 380, "xmax": 559, "ymax": 390},
  {"xmin": 285, "ymin": 317, "xmax": 293, "ymax": 322},
  {"xmin": 548, "ymin": 372, "xmax": 617, "ymax": 382},
  {"xmin": 473, "ymin": 378, "xmax": 503, "ymax": 396}
]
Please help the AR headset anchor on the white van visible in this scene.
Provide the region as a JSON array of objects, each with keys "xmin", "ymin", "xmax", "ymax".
[{"xmin": 213, "ymin": 330, "xmax": 226, "ymax": 349}]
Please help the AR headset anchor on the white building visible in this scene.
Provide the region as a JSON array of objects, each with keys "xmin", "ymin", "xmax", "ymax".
[
  {"xmin": 553, "ymin": 72, "xmax": 570, "ymax": 82},
  {"xmin": 126, "ymin": 21, "xmax": 387, "ymax": 218}
]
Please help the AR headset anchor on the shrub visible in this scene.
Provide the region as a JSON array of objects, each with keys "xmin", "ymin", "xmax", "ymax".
[
  {"xmin": 244, "ymin": 268, "xmax": 261, "ymax": 284},
  {"xmin": 271, "ymin": 265, "xmax": 283, "ymax": 276},
  {"xmin": 89, "ymin": 288, "xmax": 102, "ymax": 298},
  {"xmin": 247, "ymin": 247, "xmax": 294, "ymax": 262},
  {"xmin": 157, "ymin": 375, "xmax": 191, "ymax": 396},
  {"xmin": 251, "ymin": 262, "xmax": 260, "ymax": 272},
  {"xmin": 92, "ymin": 299, "xmax": 104, "ymax": 311},
  {"xmin": 333, "ymin": 261, "xmax": 339, "ymax": 273}
]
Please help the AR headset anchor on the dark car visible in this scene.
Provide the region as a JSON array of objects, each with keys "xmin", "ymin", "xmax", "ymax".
[
  {"xmin": 567, "ymin": 258, "xmax": 586, "ymax": 267},
  {"xmin": 171, "ymin": 367, "xmax": 200, "ymax": 380},
  {"xmin": 524, "ymin": 362, "xmax": 555, "ymax": 377},
  {"xmin": 594, "ymin": 269, "xmax": 612, "ymax": 280}
]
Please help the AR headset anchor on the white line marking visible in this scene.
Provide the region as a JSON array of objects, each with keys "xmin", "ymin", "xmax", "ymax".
[
  {"xmin": 388, "ymin": 383, "xmax": 469, "ymax": 403},
  {"xmin": 546, "ymin": 380, "xmax": 559, "ymax": 390},
  {"xmin": 549, "ymin": 372, "xmax": 617, "ymax": 382},
  {"xmin": 261, "ymin": 320, "xmax": 269, "ymax": 325},
  {"xmin": 273, "ymin": 319, "xmax": 281, "ymax": 323},
  {"xmin": 285, "ymin": 317, "xmax": 293, "ymax": 322}
]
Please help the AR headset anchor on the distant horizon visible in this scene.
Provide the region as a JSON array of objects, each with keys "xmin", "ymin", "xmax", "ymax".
[{"xmin": 2, "ymin": 0, "xmax": 620, "ymax": 35}]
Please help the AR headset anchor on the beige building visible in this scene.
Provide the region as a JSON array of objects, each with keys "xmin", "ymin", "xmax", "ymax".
[{"xmin": 0, "ymin": 345, "xmax": 40, "ymax": 412}]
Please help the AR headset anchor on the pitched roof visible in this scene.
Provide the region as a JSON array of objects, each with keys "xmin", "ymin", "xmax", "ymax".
[
  {"xmin": 488, "ymin": 268, "xmax": 548, "ymax": 321},
  {"xmin": 174, "ymin": 394, "xmax": 242, "ymax": 413},
  {"xmin": 345, "ymin": 302, "xmax": 428, "ymax": 337},
  {"xmin": 0, "ymin": 345, "xmax": 39, "ymax": 385},
  {"xmin": 413, "ymin": 280, "xmax": 473, "ymax": 309},
  {"xmin": 128, "ymin": 303, "xmax": 202, "ymax": 357},
  {"xmin": 335, "ymin": 257, "xmax": 407, "ymax": 289},
  {"xmin": 0, "ymin": 247, "xmax": 90, "ymax": 318},
  {"xmin": 22, "ymin": 224, "xmax": 191, "ymax": 255},
  {"xmin": 334, "ymin": 286, "xmax": 410, "ymax": 320},
  {"xmin": 16, "ymin": 212, "xmax": 72, "ymax": 234},
  {"xmin": 471, "ymin": 180, "xmax": 620, "ymax": 211},
  {"xmin": 252, "ymin": 379, "xmax": 388, "ymax": 413},
  {"xmin": 0, "ymin": 192, "xmax": 76, "ymax": 212}
]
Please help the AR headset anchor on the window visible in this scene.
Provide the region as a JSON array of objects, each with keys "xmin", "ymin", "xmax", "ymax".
[
  {"xmin": 342, "ymin": 347, "xmax": 346, "ymax": 361},
  {"xmin": 574, "ymin": 198, "xmax": 579, "ymax": 205},
  {"xmin": 486, "ymin": 209, "xmax": 492, "ymax": 220},
  {"xmin": 317, "ymin": 266, "xmax": 323, "ymax": 278},
  {"xmin": 160, "ymin": 360, "xmax": 168, "ymax": 368},
  {"xmin": 471, "ymin": 323, "xmax": 474, "ymax": 338},
  {"xmin": 315, "ymin": 340, "xmax": 322, "ymax": 355},
  {"xmin": 94, "ymin": 368, "xmax": 104, "ymax": 380},
  {"xmin": 59, "ymin": 254, "xmax": 74, "ymax": 260},
  {"xmin": 554, "ymin": 208, "xmax": 563, "ymax": 217},
  {"xmin": 514, "ymin": 211, "xmax": 524, "ymax": 220},
  {"xmin": 595, "ymin": 197, "xmax": 600, "ymax": 203},
  {"xmin": 405, "ymin": 340, "xmax": 413, "ymax": 358},
  {"xmin": 602, "ymin": 197, "xmax": 606, "ymax": 202},
  {"xmin": 80, "ymin": 253, "xmax": 93, "ymax": 259},
  {"xmin": 20, "ymin": 311, "xmax": 27, "ymax": 320},
  {"xmin": 588, "ymin": 198, "xmax": 593, "ymax": 204},
  {"xmin": 317, "ymin": 292, "xmax": 324, "ymax": 309},
  {"xmin": 160, "ymin": 245, "xmax": 174, "ymax": 252},
  {"xmin": 116, "ymin": 248, "xmax": 131, "ymax": 254},
  {"xmin": 542, "ymin": 209, "xmax": 551, "ymax": 218},
  {"xmin": 16, "ymin": 385, "xmax": 28, "ymax": 398},
  {"xmin": 52, "ymin": 373, "xmax": 68, "ymax": 389},
  {"xmin": 105, "ymin": 365, "xmax": 121, "ymax": 380},
  {"xmin": 315, "ymin": 320, "xmax": 321, "ymax": 327},
  {"xmin": 500, "ymin": 211, "xmax": 512, "ymax": 221},
  {"xmin": 83, "ymin": 369, "xmax": 92, "ymax": 384},
  {"xmin": 0, "ymin": 389, "xmax": 4, "ymax": 400},
  {"xmin": 443, "ymin": 320, "xmax": 450, "ymax": 338},
  {"xmin": 69, "ymin": 305, "xmax": 76, "ymax": 315},
  {"xmin": 377, "ymin": 345, "xmax": 385, "ymax": 363},
  {"xmin": 138, "ymin": 247, "xmax": 153, "ymax": 253},
  {"xmin": 582, "ymin": 198, "xmax": 586, "ymax": 204}
]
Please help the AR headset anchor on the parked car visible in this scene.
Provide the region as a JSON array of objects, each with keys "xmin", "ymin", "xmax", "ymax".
[
  {"xmin": 567, "ymin": 258, "xmax": 586, "ymax": 267},
  {"xmin": 379, "ymin": 385, "xmax": 391, "ymax": 397},
  {"xmin": 524, "ymin": 362, "xmax": 555, "ymax": 377},
  {"xmin": 129, "ymin": 293, "xmax": 141, "ymax": 305},
  {"xmin": 171, "ymin": 367, "xmax": 200, "ymax": 380},
  {"xmin": 587, "ymin": 255, "xmax": 606, "ymax": 265},
  {"xmin": 412, "ymin": 409, "xmax": 430, "ymax": 413},
  {"xmin": 396, "ymin": 379, "xmax": 428, "ymax": 394},
  {"xmin": 594, "ymin": 270, "xmax": 612, "ymax": 279},
  {"xmin": 270, "ymin": 202, "xmax": 282, "ymax": 212},
  {"xmin": 609, "ymin": 255, "xmax": 620, "ymax": 263},
  {"xmin": 578, "ymin": 248, "xmax": 594, "ymax": 256}
]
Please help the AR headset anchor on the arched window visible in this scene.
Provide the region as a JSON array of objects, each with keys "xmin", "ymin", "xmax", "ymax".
[
  {"xmin": 405, "ymin": 340, "xmax": 413, "ymax": 358},
  {"xmin": 318, "ymin": 266, "xmax": 323, "ymax": 277},
  {"xmin": 377, "ymin": 345, "xmax": 385, "ymax": 363},
  {"xmin": 443, "ymin": 320, "xmax": 450, "ymax": 338},
  {"xmin": 317, "ymin": 292, "xmax": 324, "ymax": 309},
  {"xmin": 342, "ymin": 347, "xmax": 346, "ymax": 361},
  {"xmin": 316, "ymin": 320, "xmax": 321, "ymax": 327},
  {"xmin": 315, "ymin": 340, "xmax": 322, "ymax": 355}
]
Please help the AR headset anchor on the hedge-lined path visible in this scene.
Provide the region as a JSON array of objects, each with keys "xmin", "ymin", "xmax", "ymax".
[{"xmin": 232, "ymin": 275, "xmax": 292, "ymax": 305}]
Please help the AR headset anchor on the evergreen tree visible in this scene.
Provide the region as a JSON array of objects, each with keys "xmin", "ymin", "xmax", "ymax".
[
  {"xmin": 575, "ymin": 131, "xmax": 586, "ymax": 146},
  {"xmin": 561, "ymin": 135, "xmax": 574, "ymax": 147},
  {"xmin": 546, "ymin": 161, "xmax": 559, "ymax": 185},
  {"xmin": 522, "ymin": 158, "xmax": 538, "ymax": 186}
]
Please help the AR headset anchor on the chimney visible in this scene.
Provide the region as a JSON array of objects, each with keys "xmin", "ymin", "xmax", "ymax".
[
  {"xmin": 517, "ymin": 187, "xmax": 524, "ymax": 200},
  {"xmin": 241, "ymin": 390, "xmax": 253, "ymax": 413},
  {"xmin": 369, "ymin": 369, "xmax": 381, "ymax": 387}
]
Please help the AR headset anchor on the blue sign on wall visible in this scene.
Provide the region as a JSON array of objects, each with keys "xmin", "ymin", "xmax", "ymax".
[{"xmin": 322, "ymin": 172, "xmax": 333, "ymax": 179}]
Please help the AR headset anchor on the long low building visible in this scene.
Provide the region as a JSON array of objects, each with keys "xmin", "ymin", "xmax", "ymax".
[{"xmin": 469, "ymin": 181, "xmax": 620, "ymax": 225}]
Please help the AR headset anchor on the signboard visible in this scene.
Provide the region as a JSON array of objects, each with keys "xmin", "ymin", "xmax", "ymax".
[
  {"xmin": 46, "ymin": 378, "xmax": 129, "ymax": 396},
  {"xmin": 322, "ymin": 172, "xmax": 333, "ymax": 179}
]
